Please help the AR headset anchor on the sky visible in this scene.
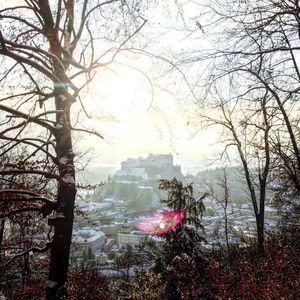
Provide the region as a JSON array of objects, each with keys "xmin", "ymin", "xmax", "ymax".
[
  {"xmin": 74, "ymin": 51, "xmax": 222, "ymax": 174},
  {"xmin": 0, "ymin": 1, "xmax": 223, "ymax": 174},
  {"xmin": 71, "ymin": 1, "xmax": 223, "ymax": 174}
]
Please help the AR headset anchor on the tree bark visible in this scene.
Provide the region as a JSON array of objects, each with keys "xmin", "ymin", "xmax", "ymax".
[
  {"xmin": 46, "ymin": 186, "xmax": 76, "ymax": 299},
  {"xmin": 256, "ymin": 212, "xmax": 265, "ymax": 256},
  {"xmin": 0, "ymin": 219, "xmax": 5, "ymax": 258},
  {"xmin": 46, "ymin": 90, "xmax": 76, "ymax": 298}
]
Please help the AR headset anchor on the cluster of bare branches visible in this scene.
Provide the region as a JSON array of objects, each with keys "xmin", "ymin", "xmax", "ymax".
[
  {"xmin": 0, "ymin": 0, "xmax": 151, "ymax": 298},
  {"xmin": 178, "ymin": 0, "xmax": 300, "ymax": 253}
]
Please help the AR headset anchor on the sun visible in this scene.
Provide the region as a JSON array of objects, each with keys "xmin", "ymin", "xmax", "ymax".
[
  {"xmin": 86, "ymin": 55, "xmax": 153, "ymax": 122},
  {"xmin": 159, "ymin": 221, "xmax": 166, "ymax": 229}
]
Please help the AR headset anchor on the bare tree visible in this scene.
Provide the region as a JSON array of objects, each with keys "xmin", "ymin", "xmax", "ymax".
[
  {"xmin": 0, "ymin": 1, "xmax": 149, "ymax": 298},
  {"xmin": 177, "ymin": 0, "xmax": 300, "ymax": 253},
  {"xmin": 206, "ymin": 169, "xmax": 231, "ymax": 257},
  {"xmin": 195, "ymin": 85, "xmax": 272, "ymax": 254}
]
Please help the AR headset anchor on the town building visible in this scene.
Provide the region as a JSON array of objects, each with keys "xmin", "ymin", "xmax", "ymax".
[
  {"xmin": 73, "ymin": 227, "xmax": 106, "ymax": 253},
  {"xmin": 115, "ymin": 153, "xmax": 182, "ymax": 180},
  {"xmin": 117, "ymin": 230, "xmax": 148, "ymax": 246}
]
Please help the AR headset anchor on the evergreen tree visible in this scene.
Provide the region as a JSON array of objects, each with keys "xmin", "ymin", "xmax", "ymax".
[
  {"xmin": 150, "ymin": 178, "xmax": 209, "ymax": 300},
  {"xmin": 158, "ymin": 178, "xmax": 206, "ymax": 256}
]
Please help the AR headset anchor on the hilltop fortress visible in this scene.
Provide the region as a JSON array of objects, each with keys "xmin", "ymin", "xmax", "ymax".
[{"xmin": 115, "ymin": 153, "xmax": 182, "ymax": 181}]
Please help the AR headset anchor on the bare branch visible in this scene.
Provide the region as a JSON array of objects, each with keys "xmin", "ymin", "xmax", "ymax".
[
  {"xmin": 0, "ymin": 206, "xmax": 41, "ymax": 218},
  {"xmin": 0, "ymin": 169, "xmax": 59, "ymax": 180},
  {"xmin": 3, "ymin": 242, "xmax": 52, "ymax": 268},
  {"xmin": 70, "ymin": 126, "xmax": 104, "ymax": 139},
  {"xmin": 0, "ymin": 104, "xmax": 55, "ymax": 132}
]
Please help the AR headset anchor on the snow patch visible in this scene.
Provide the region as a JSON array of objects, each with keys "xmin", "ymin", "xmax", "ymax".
[
  {"xmin": 64, "ymin": 32, "xmax": 72, "ymax": 52},
  {"xmin": 55, "ymin": 124, "xmax": 63, "ymax": 129},
  {"xmin": 58, "ymin": 94, "xmax": 67, "ymax": 101},
  {"xmin": 59, "ymin": 156, "xmax": 68, "ymax": 165},
  {"xmin": 62, "ymin": 174, "xmax": 75, "ymax": 184},
  {"xmin": 47, "ymin": 280, "xmax": 58, "ymax": 288}
]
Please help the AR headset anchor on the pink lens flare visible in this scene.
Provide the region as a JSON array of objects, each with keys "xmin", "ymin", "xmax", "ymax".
[{"xmin": 136, "ymin": 210, "xmax": 185, "ymax": 235}]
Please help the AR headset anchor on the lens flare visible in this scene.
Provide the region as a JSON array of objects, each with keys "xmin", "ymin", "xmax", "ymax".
[{"xmin": 136, "ymin": 210, "xmax": 185, "ymax": 235}]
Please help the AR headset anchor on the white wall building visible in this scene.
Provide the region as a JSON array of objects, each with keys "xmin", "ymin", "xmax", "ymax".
[
  {"xmin": 117, "ymin": 231, "xmax": 148, "ymax": 246},
  {"xmin": 73, "ymin": 227, "xmax": 106, "ymax": 252}
]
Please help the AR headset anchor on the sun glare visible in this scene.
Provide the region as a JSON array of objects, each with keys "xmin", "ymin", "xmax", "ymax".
[
  {"xmin": 136, "ymin": 210, "xmax": 185, "ymax": 235},
  {"xmin": 86, "ymin": 57, "xmax": 153, "ymax": 122}
]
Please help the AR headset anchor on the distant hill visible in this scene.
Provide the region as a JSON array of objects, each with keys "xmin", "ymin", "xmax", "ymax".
[
  {"xmin": 79, "ymin": 158, "xmax": 255, "ymax": 205},
  {"xmin": 78, "ymin": 165, "xmax": 118, "ymax": 184},
  {"xmin": 194, "ymin": 167, "xmax": 250, "ymax": 204}
]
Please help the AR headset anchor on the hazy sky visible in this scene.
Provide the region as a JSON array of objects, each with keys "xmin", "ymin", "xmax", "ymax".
[
  {"xmin": 74, "ymin": 53, "xmax": 222, "ymax": 173},
  {"xmin": 71, "ymin": 1, "xmax": 221, "ymax": 172},
  {"xmin": 1, "ymin": 1, "xmax": 222, "ymax": 172},
  {"xmin": 67, "ymin": 0, "xmax": 223, "ymax": 171}
]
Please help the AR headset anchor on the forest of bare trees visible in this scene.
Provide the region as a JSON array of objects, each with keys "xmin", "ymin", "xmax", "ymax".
[
  {"xmin": 1, "ymin": 0, "xmax": 300, "ymax": 299},
  {"xmin": 179, "ymin": 0, "xmax": 300, "ymax": 254}
]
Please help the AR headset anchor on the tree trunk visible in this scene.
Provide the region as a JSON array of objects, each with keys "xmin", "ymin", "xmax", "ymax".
[
  {"xmin": 256, "ymin": 212, "xmax": 265, "ymax": 256},
  {"xmin": 46, "ymin": 160, "xmax": 76, "ymax": 298},
  {"xmin": 20, "ymin": 222, "xmax": 30, "ymax": 285},
  {"xmin": 224, "ymin": 208, "xmax": 230, "ymax": 258},
  {"xmin": 43, "ymin": 0, "xmax": 77, "ymax": 290},
  {"xmin": 255, "ymin": 180, "xmax": 266, "ymax": 256},
  {"xmin": 0, "ymin": 219, "xmax": 5, "ymax": 259},
  {"xmin": 46, "ymin": 185, "xmax": 76, "ymax": 299},
  {"xmin": 46, "ymin": 95, "xmax": 77, "ymax": 299}
]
